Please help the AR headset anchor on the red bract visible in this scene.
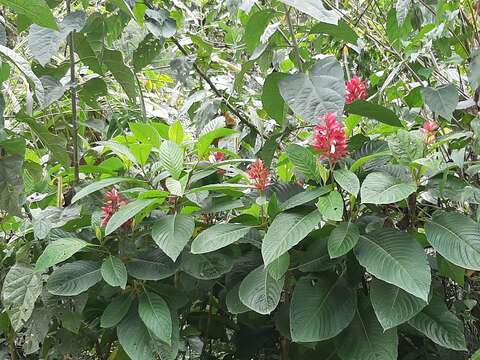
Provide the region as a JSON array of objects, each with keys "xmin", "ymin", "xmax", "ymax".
[
  {"xmin": 214, "ymin": 151, "xmax": 225, "ymax": 161},
  {"xmin": 247, "ymin": 159, "xmax": 270, "ymax": 190},
  {"xmin": 101, "ymin": 187, "xmax": 131, "ymax": 230},
  {"xmin": 312, "ymin": 112, "xmax": 348, "ymax": 163},
  {"xmin": 421, "ymin": 120, "xmax": 439, "ymax": 145},
  {"xmin": 345, "ymin": 76, "xmax": 367, "ymax": 104}
]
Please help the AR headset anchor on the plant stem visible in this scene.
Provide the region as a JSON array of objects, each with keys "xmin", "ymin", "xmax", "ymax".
[
  {"xmin": 67, "ymin": 0, "xmax": 79, "ymax": 184},
  {"xmin": 284, "ymin": 5, "xmax": 303, "ymax": 73},
  {"xmin": 134, "ymin": 72, "xmax": 147, "ymax": 122}
]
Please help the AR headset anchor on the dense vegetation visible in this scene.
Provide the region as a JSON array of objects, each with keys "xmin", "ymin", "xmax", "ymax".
[{"xmin": 0, "ymin": 0, "xmax": 480, "ymax": 359}]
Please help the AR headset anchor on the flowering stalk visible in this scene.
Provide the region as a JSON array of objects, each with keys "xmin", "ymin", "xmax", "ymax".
[
  {"xmin": 312, "ymin": 113, "xmax": 348, "ymax": 168},
  {"xmin": 101, "ymin": 187, "xmax": 131, "ymax": 230},
  {"xmin": 247, "ymin": 159, "xmax": 271, "ymax": 190},
  {"xmin": 421, "ymin": 120, "xmax": 439, "ymax": 145},
  {"xmin": 345, "ymin": 76, "xmax": 368, "ymax": 104}
]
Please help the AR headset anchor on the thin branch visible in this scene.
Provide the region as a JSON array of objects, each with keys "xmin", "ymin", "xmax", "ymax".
[
  {"xmin": 67, "ymin": 0, "xmax": 79, "ymax": 184},
  {"xmin": 284, "ymin": 5, "xmax": 304, "ymax": 72},
  {"xmin": 170, "ymin": 37, "xmax": 263, "ymax": 137},
  {"xmin": 134, "ymin": 72, "xmax": 147, "ymax": 122}
]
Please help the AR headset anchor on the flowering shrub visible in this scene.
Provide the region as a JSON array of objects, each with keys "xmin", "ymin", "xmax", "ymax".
[{"xmin": 312, "ymin": 112, "xmax": 348, "ymax": 164}]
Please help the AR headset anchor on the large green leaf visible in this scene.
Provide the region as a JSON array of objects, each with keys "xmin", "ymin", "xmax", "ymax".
[
  {"xmin": 103, "ymin": 48, "xmax": 137, "ymax": 100},
  {"xmin": 337, "ymin": 299, "xmax": 398, "ymax": 360},
  {"xmin": 181, "ymin": 252, "xmax": 232, "ymax": 280},
  {"xmin": 333, "ymin": 168, "xmax": 360, "ymax": 196},
  {"xmin": 311, "ymin": 20, "xmax": 358, "ymax": 43},
  {"xmin": 279, "ymin": 57, "xmax": 345, "ymax": 124},
  {"xmin": 354, "ymin": 229, "xmax": 431, "ymax": 301},
  {"xmin": 105, "ymin": 198, "xmax": 157, "ymax": 235},
  {"xmin": 290, "ymin": 275, "xmax": 356, "ymax": 342},
  {"xmin": 239, "ymin": 266, "xmax": 284, "ymax": 315},
  {"xmin": 425, "ymin": 211, "xmax": 480, "ymax": 270},
  {"xmin": 145, "ymin": 8, "xmax": 176, "ymax": 39},
  {"xmin": 317, "ymin": 191, "xmax": 344, "ymax": 221},
  {"xmin": 279, "ymin": 0, "xmax": 340, "ymax": 24},
  {"xmin": 0, "ymin": 155, "xmax": 24, "ymax": 216},
  {"xmin": 262, "ymin": 210, "xmax": 322, "ymax": 267},
  {"xmin": 286, "ymin": 144, "xmax": 321, "ymax": 181},
  {"xmin": 279, "ymin": 186, "xmax": 330, "ymax": 211},
  {"xmin": 226, "ymin": 284, "xmax": 250, "ymax": 314},
  {"xmin": 0, "ymin": 0, "xmax": 58, "ymax": 30},
  {"xmin": 421, "ymin": 84, "xmax": 458, "ymax": 121},
  {"xmin": 159, "ymin": 140, "xmax": 184, "ymax": 179},
  {"xmin": 370, "ymin": 279, "xmax": 426, "ymax": 330},
  {"xmin": 266, "ymin": 252, "xmax": 290, "ymax": 281},
  {"xmin": 101, "ymin": 293, "xmax": 133, "ymax": 328},
  {"xmin": 437, "ymin": 254, "xmax": 465, "ymax": 286},
  {"xmin": 133, "ymin": 33, "xmax": 164, "ymax": 72},
  {"xmin": 71, "ymin": 177, "xmax": 133, "ymax": 203},
  {"xmin": 138, "ymin": 290, "xmax": 172, "ymax": 345},
  {"xmin": 126, "ymin": 249, "xmax": 177, "ymax": 281},
  {"xmin": 35, "ymin": 238, "xmax": 89, "ymax": 272},
  {"xmin": 345, "ymin": 101, "xmax": 402, "ymax": 127},
  {"xmin": 1, "ymin": 263, "xmax": 42, "ymax": 331},
  {"xmin": 360, "ymin": 171, "xmax": 416, "ymax": 204},
  {"xmin": 28, "ymin": 11, "xmax": 86, "ymax": 66},
  {"xmin": 101, "ymin": 256, "xmax": 127, "ymax": 289},
  {"xmin": 152, "ymin": 214, "xmax": 195, "ymax": 261},
  {"xmin": 408, "ymin": 294, "xmax": 467, "ymax": 351},
  {"xmin": 117, "ymin": 310, "xmax": 157, "ymax": 360},
  {"xmin": 191, "ymin": 223, "xmax": 252, "ymax": 254},
  {"xmin": 244, "ymin": 9, "xmax": 276, "ymax": 53},
  {"xmin": 47, "ymin": 260, "xmax": 102, "ymax": 296},
  {"xmin": 262, "ymin": 72, "xmax": 287, "ymax": 125},
  {"xmin": 328, "ymin": 222, "xmax": 359, "ymax": 258}
]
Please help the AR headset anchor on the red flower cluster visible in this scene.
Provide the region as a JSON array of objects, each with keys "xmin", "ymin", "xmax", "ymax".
[
  {"xmin": 345, "ymin": 76, "xmax": 367, "ymax": 104},
  {"xmin": 101, "ymin": 187, "xmax": 131, "ymax": 229},
  {"xmin": 247, "ymin": 159, "xmax": 270, "ymax": 190},
  {"xmin": 421, "ymin": 120, "xmax": 439, "ymax": 145},
  {"xmin": 312, "ymin": 112, "xmax": 348, "ymax": 163},
  {"xmin": 213, "ymin": 151, "xmax": 225, "ymax": 161}
]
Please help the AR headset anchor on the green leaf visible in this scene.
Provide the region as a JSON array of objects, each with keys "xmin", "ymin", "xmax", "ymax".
[
  {"xmin": 387, "ymin": 129, "xmax": 424, "ymax": 165},
  {"xmin": 0, "ymin": 155, "xmax": 24, "ymax": 216},
  {"xmin": 345, "ymin": 101, "xmax": 402, "ymax": 127},
  {"xmin": 35, "ymin": 238, "xmax": 89, "ymax": 272},
  {"xmin": 290, "ymin": 274, "xmax": 356, "ymax": 342},
  {"xmin": 279, "ymin": 0, "xmax": 340, "ymax": 24},
  {"xmin": 337, "ymin": 299, "xmax": 398, "ymax": 360},
  {"xmin": 244, "ymin": 9, "xmax": 275, "ymax": 53},
  {"xmin": 129, "ymin": 122, "xmax": 162, "ymax": 148},
  {"xmin": 437, "ymin": 254, "xmax": 465, "ymax": 286},
  {"xmin": 360, "ymin": 171, "xmax": 416, "ymax": 205},
  {"xmin": 105, "ymin": 199, "xmax": 157, "ymax": 236},
  {"xmin": 471, "ymin": 349, "xmax": 480, "ymax": 360},
  {"xmin": 421, "ymin": 85, "xmax": 458, "ymax": 121},
  {"xmin": 103, "ymin": 48, "xmax": 137, "ymax": 100},
  {"xmin": 370, "ymin": 279, "xmax": 426, "ymax": 330},
  {"xmin": 138, "ymin": 290, "xmax": 172, "ymax": 345},
  {"xmin": 191, "ymin": 223, "xmax": 252, "ymax": 254},
  {"xmin": 354, "ymin": 229, "xmax": 431, "ymax": 301},
  {"xmin": 28, "ymin": 11, "xmax": 86, "ymax": 66},
  {"xmin": 101, "ymin": 293, "xmax": 133, "ymax": 328},
  {"xmin": 196, "ymin": 128, "xmax": 237, "ymax": 158},
  {"xmin": 279, "ymin": 57, "xmax": 345, "ymax": 124},
  {"xmin": 328, "ymin": 222, "xmax": 359, "ymax": 258},
  {"xmin": 262, "ymin": 210, "xmax": 322, "ymax": 267},
  {"xmin": 168, "ymin": 121, "xmax": 184, "ymax": 145},
  {"xmin": 266, "ymin": 252, "xmax": 290, "ymax": 281},
  {"xmin": 239, "ymin": 266, "xmax": 284, "ymax": 315},
  {"xmin": 152, "ymin": 214, "xmax": 195, "ymax": 261},
  {"xmin": 262, "ymin": 72, "xmax": 287, "ymax": 125},
  {"xmin": 226, "ymin": 284, "xmax": 250, "ymax": 314},
  {"xmin": 310, "ymin": 20, "xmax": 358, "ymax": 43},
  {"xmin": 1, "ymin": 263, "xmax": 42, "ymax": 331},
  {"xmin": 286, "ymin": 144, "xmax": 321, "ymax": 181},
  {"xmin": 396, "ymin": 0, "xmax": 411, "ymax": 26},
  {"xmin": 317, "ymin": 191, "xmax": 344, "ymax": 221},
  {"xmin": 126, "ymin": 249, "xmax": 177, "ymax": 281},
  {"xmin": 47, "ymin": 260, "xmax": 102, "ymax": 296},
  {"xmin": 0, "ymin": 0, "xmax": 58, "ymax": 30},
  {"xmin": 279, "ymin": 186, "xmax": 330, "ymax": 211},
  {"xmin": 333, "ymin": 168, "xmax": 360, "ymax": 196},
  {"xmin": 181, "ymin": 252, "xmax": 232, "ymax": 280},
  {"xmin": 145, "ymin": 8, "xmax": 176, "ymax": 39},
  {"xmin": 425, "ymin": 211, "xmax": 480, "ymax": 270},
  {"xmin": 408, "ymin": 294, "xmax": 467, "ymax": 351},
  {"xmin": 71, "ymin": 177, "xmax": 132, "ymax": 203},
  {"xmin": 159, "ymin": 140, "xmax": 184, "ymax": 179},
  {"xmin": 101, "ymin": 256, "xmax": 127, "ymax": 289},
  {"xmin": 117, "ymin": 310, "xmax": 157, "ymax": 360},
  {"xmin": 133, "ymin": 33, "xmax": 164, "ymax": 72}
]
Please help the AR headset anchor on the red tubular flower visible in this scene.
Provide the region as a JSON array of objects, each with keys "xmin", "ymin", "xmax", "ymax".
[
  {"xmin": 214, "ymin": 151, "xmax": 225, "ymax": 161},
  {"xmin": 421, "ymin": 120, "xmax": 439, "ymax": 145},
  {"xmin": 345, "ymin": 76, "xmax": 368, "ymax": 104},
  {"xmin": 312, "ymin": 112, "xmax": 348, "ymax": 163},
  {"xmin": 101, "ymin": 187, "xmax": 131, "ymax": 230},
  {"xmin": 247, "ymin": 159, "xmax": 270, "ymax": 190}
]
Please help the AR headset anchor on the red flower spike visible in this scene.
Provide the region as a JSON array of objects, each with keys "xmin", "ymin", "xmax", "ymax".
[
  {"xmin": 345, "ymin": 76, "xmax": 368, "ymax": 105},
  {"xmin": 421, "ymin": 120, "xmax": 439, "ymax": 145},
  {"xmin": 101, "ymin": 187, "xmax": 132, "ymax": 230},
  {"xmin": 312, "ymin": 112, "xmax": 348, "ymax": 164},
  {"xmin": 214, "ymin": 151, "xmax": 225, "ymax": 161},
  {"xmin": 247, "ymin": 159, "xmax": 270, "ymax": 190}
]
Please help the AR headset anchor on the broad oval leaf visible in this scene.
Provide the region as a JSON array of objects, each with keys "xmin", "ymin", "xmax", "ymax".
[
  {"xmin": 328, "ymin": 222, "xmax": 359, "ymax": 258},
  {"xmin": 35, "ymin": 238, "xmax": 89, "ymax": 272},
  {"xmin": 354, "ymin": 229, "xmax": 431, "ymax": 301},
  {"xmin": 47, "ymin": 260, "xmax": 102, "ymax": 296},
  {"xmin": 345, "ymin": 100, "xmax": 402, "ymax": 127},
  {"xmin": 1, "ymin": 0, "xmax": 58, "ymax": 30},
  {"xmin": 152, "ymin": 214, "xmax": 195, "ymax": 261},
  {"xmin": 360, "ymin": 171, "xmax": 416, "ymax": 204},
  {"xmin": 286, "ymin": 144, "xmax": 321, "ymax": 182},
  {"xmin": 262, "ymin": 210, "xmax": 322, "ymax": 267},
  {"xmin": 100, "ymin": 293, "xmax": 133, "ymax": 328},
  {"xmin": 101, "ymin": 255, "xmax": 127, "ymax": 289},
  {"xmin": 425, "ymin": 211, "xmax": 480, "ymax": 270},
  {"xmin": 266, "ymin": 252, "xmax": 290, "ymax": 281},
  {"xmin": 181, "ymin": 252, "xmax": 232, "ymax": 280},
  {"xmin": 71, "ymin": 177, "xmax": 133, "ymax": 203},
  {"xmin": 279, "ymin": 57, "xmax": 345, "ymax": 124},
  {"xmin": 191, "ymin": 223, "xmax": 252, "ymax": 254},
  {"xmin": 226, "ymin": 283, "xmax": 250, "ymax": 314},
  {"xmin": 117, "ymin": 310, "xmax": 157, "ymax": 360},
  {"xmin": 421, "ymin": 84, "xmax": 458, "ymax": 121},
  {"xmin": 317, "ymin": 191, "xmax": 344, "ymax": 221},
  {"xmin": 279, "ymin": 186, "xmax": 330, "ymax": 211},
  {"xmin": 370, "ymin": 279, "xmax": 426, "ymax": 330},
  {"xmin": 290, "ymin": 275, "xmax": 356, "ymax": 342},
  {"xmin": 239, "ymin": 266, "xmax": 284, "ymax": 315},
  {"xmin": 279, "ymin": 0, "xmax": 340, "ymax": 24},
  {"xmin": 159, "ymin": 140, "xmax": 184, "ymax": 179},
  {"xmin": 126, "ymin": 249, "xmax": 177, "ymax": 281},
  {"xmin": 105, "ymin": 198, "xmax": 157, "ymax": 235},
  {"xmin": 333, "ymin": 168, "xmax": 360, "ymax": 196},
  {"xmin": 138, "ymin": 290, "xmax": 172, "ymax": 345}
]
